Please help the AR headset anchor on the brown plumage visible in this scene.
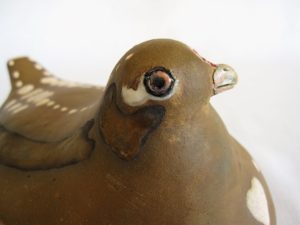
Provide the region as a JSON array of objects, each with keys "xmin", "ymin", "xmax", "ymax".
[{"xmin": 0, "ymin": 39, "xmax": 275, "ymax": 225}]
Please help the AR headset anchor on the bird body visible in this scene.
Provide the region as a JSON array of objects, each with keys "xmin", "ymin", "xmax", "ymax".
[{"xmin": 0, "ymin": 39, "xmax": 275, "ymax": 225}]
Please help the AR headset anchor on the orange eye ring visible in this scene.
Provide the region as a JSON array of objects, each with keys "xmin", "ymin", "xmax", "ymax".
[{"xmin": 144, "ymin": 67, "xmax": 175, "ymax": 97}]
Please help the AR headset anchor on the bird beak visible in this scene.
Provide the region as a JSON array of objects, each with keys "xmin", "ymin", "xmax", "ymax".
[{"xmin": 212, "ymin": 64, "xmax": 238, "ymax": 95}]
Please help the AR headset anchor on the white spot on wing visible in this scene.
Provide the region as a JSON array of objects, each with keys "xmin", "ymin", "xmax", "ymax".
[
  {"xmin": 17, "ymin": 84, "xmax": 34, "ymax": 95},
  {"xmin": 12, "ymin": 71, "xmax": 20, "ymax": 79},
  {"xmin": 15, "ymin": 81, "xmax": 23, "ymax": 88},
  {"xmin": 61, "ymin": 107, "xmax": 68, "ymax": 112},
  {"xmin": 7, "ymin": 102, "xmax": 22, "ymax": 111},
  {"xmin": 21, "ymin": 89, "xmax": 43, "ymax": 100},
  {"xmin": 53, "ymin": 104, "xmax": 60, "ymax": 109},
  {"xmin": 8, "ymin": 60, "xmax": 15, "ymax": 66},
  {"xmin": 18, "ymin": 88, "xmax": 54, "ymax": 107},
  {"xmin": 40, "ymin": 77, "xmax": 93, "ymax": 88},
  {"xmin": 69, "ymin": 109, "xmax": 78, "ymax": 114},
  {"xmin": 43, "ymin": 71, "xmax": 52, "ymax": 76},
  {"xmin": 26, "ymin": 89, "xmax": 53, "ymax": 103},
  {"xmin": 47, "ymin": 101, "xmax": 55, "ymax": 107},
  {"xmin": 35, "ymin": 98, "xmax": 50, "ymax": 106},
  {"xmin": 12, "ymin": 104, "xmax": 29, "ymax": 114},
  {"xmin": 247, "ymin": 177, "xmax": 270, "ymax": 225},
  {"xmin": 3, "ymin": 67, "xmax": 98, "ymax": 115},
  {"xmin": 4, "ymin": 100, "xmax": 17, "ymax": 109},
  {"xmin": 34, "ymin": 63, "xmax": 43, "ymax": 70},
  {"xmin": 80, "ymin": 107, "xmax": 87, "ymax": 112}
]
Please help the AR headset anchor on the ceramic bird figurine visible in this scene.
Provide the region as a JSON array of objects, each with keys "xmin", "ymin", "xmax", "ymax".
[{"xmin": 0, "ymin": 39, "xmax": 275, "ymax": 225}]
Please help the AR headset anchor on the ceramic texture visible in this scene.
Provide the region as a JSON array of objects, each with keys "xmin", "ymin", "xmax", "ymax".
[{"xmin": 0, "ymin": 39, "xmax": 275, "ymax": 225}]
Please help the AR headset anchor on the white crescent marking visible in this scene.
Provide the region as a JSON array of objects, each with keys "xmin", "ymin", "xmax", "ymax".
[
  {"xmin": 125, "ymin": 53, "xmax": 134, "ymax": 60},
  {"xmin": 122, "ymin": 76, "xmax": 178, "ymax": 107},
  {"xmin": 247, "ymin": 177, "xmax": 270, "ymax": 225}
]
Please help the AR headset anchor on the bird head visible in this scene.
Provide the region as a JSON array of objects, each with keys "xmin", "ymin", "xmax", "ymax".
[{"xmin": 98, "ymin": 39, "xmax": 238, "ymax": 160}]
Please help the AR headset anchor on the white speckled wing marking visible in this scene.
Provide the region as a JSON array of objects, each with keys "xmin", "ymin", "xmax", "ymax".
[
  {"xmin": 247, "ymin": 177, "xmax": 270, "ymax": 225},
  {"xmin": 0, "ymin": 56, "xmax": 104, "ymax": 142},
  {"xmin": 40, "ymin": 77, "xmax": 95, "ymax": 88},
  {"xmin": 2, "ymin": 57, "xmax": 101, "ymax": 115}
]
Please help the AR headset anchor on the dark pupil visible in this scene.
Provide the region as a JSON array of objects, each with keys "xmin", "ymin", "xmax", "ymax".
[
  {"xmin": 151, "ymin": 75, "xmax": 165, "ymax": 89},
  {"xmin": 144, "ymin": 67, "xmax": 175, "ymax": 97}
]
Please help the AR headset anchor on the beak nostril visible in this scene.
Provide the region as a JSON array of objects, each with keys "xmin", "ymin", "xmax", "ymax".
[{"xmin": 223, "ymin": 68, "xmax": 229, "ymax": 72}]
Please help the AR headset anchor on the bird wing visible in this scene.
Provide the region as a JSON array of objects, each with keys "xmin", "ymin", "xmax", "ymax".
[
  {"xmin": 0, "ymin": 57, "xmax": 104, "ymax": 170},
  {"xmin": 0, "ymin": 57, "xmax": 103, "ymax": 142}
]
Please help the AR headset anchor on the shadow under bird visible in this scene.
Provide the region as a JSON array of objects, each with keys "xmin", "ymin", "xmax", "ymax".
[{"xmin": 0, "ymin": 39, "xmax": 275, "ymax": 225}]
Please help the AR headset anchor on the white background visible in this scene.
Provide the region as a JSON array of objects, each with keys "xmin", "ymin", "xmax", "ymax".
[{"xmin": 0, "ymin": 0, "xmax": 299, "ymax": 224}]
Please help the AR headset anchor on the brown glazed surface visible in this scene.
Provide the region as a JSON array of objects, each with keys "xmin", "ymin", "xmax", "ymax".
[{"xmin": 0, "ymin": 39, "xmax": 275, "ymax": 225}]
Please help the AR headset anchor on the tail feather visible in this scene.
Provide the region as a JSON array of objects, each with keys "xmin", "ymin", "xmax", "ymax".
[{"xmin": 6, "ymin": 57, "xmax": 52, "ymax": 93}]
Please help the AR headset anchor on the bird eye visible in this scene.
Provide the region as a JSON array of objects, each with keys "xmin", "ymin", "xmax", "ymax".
[{"xmin": 144, "ymin": 67, "xmax": 175, "ymax": 97}]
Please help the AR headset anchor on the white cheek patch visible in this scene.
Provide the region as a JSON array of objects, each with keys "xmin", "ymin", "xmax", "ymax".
[
  {"xmin": 121, "ymin": 77, "xmax": 178, "ymax": 107},
  {"xmin": 122, "ymin": 79, "xmax": 149, "ymax": 106},
  {"xmin": 247, "ymin": 177, "xmax": 270, "ymax": 225}
]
